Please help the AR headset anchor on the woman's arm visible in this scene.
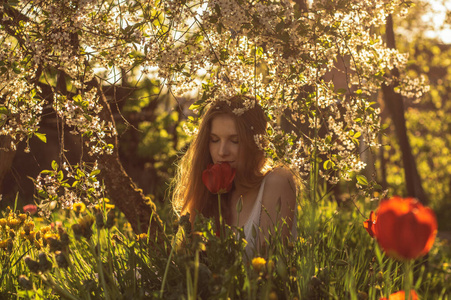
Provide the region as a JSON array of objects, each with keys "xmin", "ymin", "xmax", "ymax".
[{"xmin": 259, "ymin": 167, "xmax": 297, "ymax": 243}]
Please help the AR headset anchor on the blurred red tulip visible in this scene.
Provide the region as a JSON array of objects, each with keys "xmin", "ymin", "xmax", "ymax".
[
  {"xmin": 374, "ymin": 196, "xmax": 437, "ymax": 260},
  {"xmin": 380, "ymin": 289, "xmax": 418, "ymax": 300},
  {"xmin": 363, "ymin": 210, "xmax": 377, "ymax": 238},
  {"xmin": 202, "ymin": 163, "xmax": 236, "ymax": 194},
  {"xmin": 23, "ymin": 204, "xmax": 38, "ymax": 215}
]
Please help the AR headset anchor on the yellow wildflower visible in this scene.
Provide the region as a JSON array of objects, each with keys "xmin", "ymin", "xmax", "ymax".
[
  {"xmin": 40, "ymin": 226, "xmax": 52, "ymax": 235},
  {"xmin": 268, "ymin": 291, "xmax": 278, "ymax": 300},
  {"xmin": 267, "ymin": 259, "xmax": 275, "ymax": 272},
  {"xmin": 123, "ymin": 222, "xmax": 132, "ymax": 232},
  {"xmin": 94, "ymin": 203, "xmax": 115, "ymax": 211},
  {"xmin": 136, "ymin": 233, "xmax": 148, "ymax": 243},
  {"xmin": 0, "ymin": 218, "xmax": 7, "ymax": 227},
  {"xmin": 43, "ymin": 232, "xmax": 59, "ymax": 244},
  {"xmin": 23, "ymin": 221, "xmax": 35, "ymax": 235},
  {"xmin": 18, "ymin": 214, "xmax": 28, "ymax": 221},
  {"xmin": 251, "ymin": 257, "xmax": 267, "ymax": 273},
  {"xmin": 0, "ymin": 238, "xmax": 13, "ymax": 249},
  {"xmin": 72, "ymin": 202, "xmax": 86, "ymax": 214},
  {"xmin": 7, "ymin": 217, "xmax": 21, "ymax": 228}
]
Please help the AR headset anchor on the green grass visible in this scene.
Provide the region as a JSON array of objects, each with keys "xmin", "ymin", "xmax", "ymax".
[{"xmin": 0, "ymin": 194, "xmax": 450, "ymax": 299}]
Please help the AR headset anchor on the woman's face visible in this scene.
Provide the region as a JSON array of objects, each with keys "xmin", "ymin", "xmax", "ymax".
[{"xmin": 209, "ymin": 114, "xmax": 240, "ymax": 170}]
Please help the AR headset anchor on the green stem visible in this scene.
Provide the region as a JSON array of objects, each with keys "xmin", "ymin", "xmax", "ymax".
[
  {"xmin": 160, "ymin": 236, "xmax": 177, "ymax": 298},
  {"xmin": 193, "ymin": 249, "xmax": 199, "ymax": 299},
  {"xmin": 40, "ymin": 274, "xmax": 79, "ymax": 300},
  {"xmin": 218, "ymin": 194, "xmax": 223, "ymax": 241},
  {"xmin": 404, "ymin": 260, "xmax": 414, "ymax": 300}
]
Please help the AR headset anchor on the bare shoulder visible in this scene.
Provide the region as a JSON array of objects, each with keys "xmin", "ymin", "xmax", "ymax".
[
  {"xmin": 260, "ymin": 166, "xmax": 297, "ymax": 232},
  {"xmin": 265, "ymin": 167, "xmax": 296, "ymax": 191}
]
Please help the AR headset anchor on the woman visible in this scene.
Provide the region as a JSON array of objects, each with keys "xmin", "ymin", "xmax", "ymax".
[{"xmin": 172, "ymin": 95, "xmax": 297, "ymax": 253}]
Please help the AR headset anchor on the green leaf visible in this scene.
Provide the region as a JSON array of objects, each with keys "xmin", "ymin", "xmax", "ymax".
[
  {"xmin": 90, "ymin": 169, "xmax": 101, "ymax": 176},
  {"xmin": 356, "ymin": 174, "xmax": 368, "ymax": 186},
  {"xmin": 0, "ymin": 106, "xmax": 8, "ymax": 115},
  {"xmin": 51, "ymin": 160, "xmax": 58, "ymax": 171},
  {"xmin": 323, "ymin": 160, "xmax": 335, "ymax": 170},
  {"xmin": 35, "ymin": 132, "xmax": 47, "ymax": 143},
  {"xmin": 336, "ymin": 88, "xmax": 347, "ymax": 94},
  {"xmin": 57, "ymin": 170, "xmax": 64, "ymax": 182}
]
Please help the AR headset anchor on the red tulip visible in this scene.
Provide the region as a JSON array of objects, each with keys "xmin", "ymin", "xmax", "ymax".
[
  {"xmin": 363, "ymin": 210, "xmax": 377, "ymax": 238},
  {"xmin": 202, "ymin": 163, "xmax": 236, "ymax": 194},
  {"xmin": 23, "ymin": 204, "xmax": 38, "ymax": 215},
  {"xmin": 380, "ymin": 290, "xmax": 418, "ymax": 300},
  {"xmin": 373, "ymin": 196, "xmax": 437, "ymax": 260}
]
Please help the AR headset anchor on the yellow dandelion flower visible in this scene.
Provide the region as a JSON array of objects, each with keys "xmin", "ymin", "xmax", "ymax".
[
  {"xmin": 0, "ymin": 218, "xmax": 7, "ymax": 227},
  {"xmin": 43, "ymin": 232, "xmax": 59, "ymax": 243},
  {"xmin": 18, "ymin": 214, "xmax": 27, "ymax": 221},
  {"xmin": 252, "ymin": 257, "xmax": 266, "ymax": 273},
  {"xmin": 268, "ymin": 291, "xmax": 278, "ymax": 300},
  {"xmin": 73, "ymin": 202, "xmax": 86, "ymax": 213},
  {"xmin": 267, "ymin": 259, "xmax": 275, "ymax": 272},
  {"xmin": 23, "ymin": 221, "xmax": 35, "ymax": 235},
  {"xmin": 123, "ymin": 222, "xmax": 132, "ymax": 231},
  {"xmin": 0, "ymin": 238, "xmax": 12, "ymax": 249},
  {"xmin": 40, "ymin": 226, "xmax": 52, "ymax": 235},
  {"xmin": 136, "ymin": 233, "xmax": 148, "ymax": 242},
  {"xmin": 27, "ymin": 231, "xmax": 36, "ymax": 242},
  {"xmin": 105, "ymin": 203, "xmax": 115, "ymax": 210},
  {"xmin": 94, "ymin": 203, "xmax": 115, "ymax": 211},
  {"xmin": 7, "ymin": 217, "xmax": 21, "ymax": 228}
]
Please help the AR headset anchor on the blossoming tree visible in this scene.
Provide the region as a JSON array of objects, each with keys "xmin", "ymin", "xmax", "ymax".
[{"xmin": 0, "ymin": 0, "xmax": 428, "ymax": 234}]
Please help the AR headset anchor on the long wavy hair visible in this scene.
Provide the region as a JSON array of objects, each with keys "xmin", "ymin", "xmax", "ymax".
[{"xmin": 172, "ymin": 96, "xmax": 270, "ymax": 224}]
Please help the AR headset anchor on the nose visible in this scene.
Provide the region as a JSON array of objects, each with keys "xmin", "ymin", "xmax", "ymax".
[{"xmin": 218, "ymin": 141, "xmax": 229, "ymax": 157}]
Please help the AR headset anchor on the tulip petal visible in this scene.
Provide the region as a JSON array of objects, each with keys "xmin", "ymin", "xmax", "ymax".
[{"xmin": 374, "ymin": 197, "xmax": 437, "ymax": 260}]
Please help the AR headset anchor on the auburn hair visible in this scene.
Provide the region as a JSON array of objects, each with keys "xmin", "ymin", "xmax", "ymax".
[{"xmin": 172, "ymin": 96, "xmax": 270, "ymax": 224}]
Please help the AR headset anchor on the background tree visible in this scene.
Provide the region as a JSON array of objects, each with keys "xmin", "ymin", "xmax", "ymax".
[{"xmin": 0, "ymin": 0, "xmax": 430, "ymax": 233}]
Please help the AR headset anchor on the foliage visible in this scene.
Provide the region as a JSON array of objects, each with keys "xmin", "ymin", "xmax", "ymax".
[
  {"xmin": 379, "ymin": 0, "xmax": 451, "ymax": 228},
  {"xmin": 0, "ymin": 0, "xmax": 430, "ymax": 203}
]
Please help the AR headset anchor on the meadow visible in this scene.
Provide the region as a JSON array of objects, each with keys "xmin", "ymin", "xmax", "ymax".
[{"xmin": 1, "ymin": 187, "xmax": 450, "ymax": 299}]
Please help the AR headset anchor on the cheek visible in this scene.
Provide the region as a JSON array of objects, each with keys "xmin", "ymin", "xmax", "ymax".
[{"xmin": 209, "ymin": 143, "xmax": 216, "ymax": 157}]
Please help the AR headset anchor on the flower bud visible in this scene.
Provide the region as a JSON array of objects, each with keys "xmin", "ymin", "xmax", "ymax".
[
  {"xmin": 105, "ymin": 210, "xmax": 115, "ymax": 229},
  {"xmin": 18, "ymin": 275, "xmax": 33, "ymax": 290},
  {"xmin": 55, "ymin": 251, "xmax": 69, "ymax": 269},
  {"xmin": 24, "ymin": 256, "xmax": 40, "ymax": 273},
  {"xmin": 38, "ymin": 252, "xmax": 52, "ymax": 272}
]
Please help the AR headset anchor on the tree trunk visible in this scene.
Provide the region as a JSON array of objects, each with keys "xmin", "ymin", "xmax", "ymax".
[
  {"xmin": 382, "ymin": 15, "xmax": 428, "ymax": 203},
  {"xmin": 86, "ymin": 79, "xmax": 163, "ymax": 236},
  {"xmin": 0, "ymin": 136, "xmax": 16, "ymax": 195}
]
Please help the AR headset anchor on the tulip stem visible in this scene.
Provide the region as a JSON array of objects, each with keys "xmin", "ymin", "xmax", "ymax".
[
  {"xmin": 403, "ymin": 260, "xmax": 414, "ymax": 300},
  {"xmin": 218, "ymin": 194, "xmax": 223, "ymax": 241}
]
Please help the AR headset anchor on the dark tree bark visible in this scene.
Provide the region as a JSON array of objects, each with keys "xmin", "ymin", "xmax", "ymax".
[
  {"xmin": 382, "ymin": 15, "xmax": 428, "ymax": 203},
  {"xmin": 0, "ymin": 136, "xmax": 17, "ymax": 195},
  {"xmin": 85, "ymin": 79, "xmax": 163, "ymax": 235}
]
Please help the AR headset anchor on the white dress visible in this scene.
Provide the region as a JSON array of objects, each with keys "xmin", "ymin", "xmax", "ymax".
[
  {"xmin": 243, "ymin": 177, "xmax": 267, "ymax": 256},
  {"xmin": 241, "ymin": 175, "xmax": 297, "ymax": 257}
]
